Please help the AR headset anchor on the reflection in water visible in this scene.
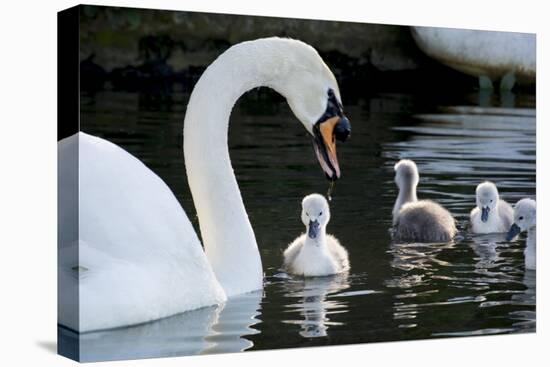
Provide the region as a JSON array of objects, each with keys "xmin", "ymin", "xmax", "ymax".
[
  {"xmin": 202, "ymin": 291, "xmax": 262, "ymax": 354},
  {"xmin": 63, "ymin": 291, "xmax": 262, "ymax": 362},
  {"xmin": 510, "ymin": 269, "xmax": 536, "ymax": 331},
  {"xmin": 280, "ymin": 274, "xmax": 350, "ymax": 337},
  {"xmin": 386, "ymin": 241, "xmax": 455, "ymax": 329},
  {"xmin": 386, "ymin": 232, "xmax": 536, "ymax": 336},
  {"xmin": 388, "ymin": 241, "xmax": 456, "ymax": 273},
  {"xmin": 471, "ymin": 237, "xmax": 499, "ymax": 267}
]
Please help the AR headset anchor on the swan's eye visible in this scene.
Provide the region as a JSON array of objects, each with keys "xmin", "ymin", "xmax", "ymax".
[
  {"xmin": 306, "ymin": 212, "xmax": 309, "ymax": 217},
  {"xmin": 319, "ymin": 211, "xmax": 322, "ymax": 216},
  {"xmin": 519, "ymin": 216, "xmax": 524, "ymax": 220},
  {"xmin": 327, "ymin": 89, "xmax": 334, "ymax": 97}
]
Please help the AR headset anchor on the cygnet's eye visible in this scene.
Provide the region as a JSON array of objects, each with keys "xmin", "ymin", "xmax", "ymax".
[
  {"xmin": 519, "ymin": 216, "xmax": 524, "ymax": 221},
  {"xmin": 319, "ymin": 211, "xmax": 323, "ymax": 216},
  {"xmin": 490, "ymin": 199, "xmax": 493, "ymax": 203},
  {"xmin": 306, "ymin": 212, "xmax": 309, "ymax": 217}
]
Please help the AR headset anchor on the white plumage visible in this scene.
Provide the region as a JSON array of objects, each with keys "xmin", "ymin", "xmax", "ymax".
[
  {"xmin": 507, "ymin": 198, "xmax": 536, "ymax": 270},
  {"xmin": 283, "ymin": 194, "xmax": 349, "ymax": 276},
  {"xmin": 411, "ymin": 27, "xmax": 535, "ymax": 87},
  {"xmin": 470, "ymin": 181, "xmax": 513, "ymax": 234}
]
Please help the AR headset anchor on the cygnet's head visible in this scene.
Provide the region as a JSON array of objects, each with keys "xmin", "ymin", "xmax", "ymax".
[
  {"xmin": 394, "ymin": 159, "xmax": 419, "ymax": 191},
  {"xmin": 475, "ymin": 181, "xmax": 499, "ymax": 222},
  {"xmin": 506, "ymin": 198, "xmax": 536, "ymax": 240},
  {"xmin": 301, "ymin": 193, "xmax": 330, "ymax": 239}
]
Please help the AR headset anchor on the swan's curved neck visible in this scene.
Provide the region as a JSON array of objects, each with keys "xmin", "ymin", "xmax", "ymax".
[{"xmin": 183, "ymin": 41, "xmax": 297, "ymax": 296}]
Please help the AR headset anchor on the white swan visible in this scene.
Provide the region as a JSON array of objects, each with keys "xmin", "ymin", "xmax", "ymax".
[
  {"xmin": 283, "ymin": 194, "xmax": 349, "ymax": 276},
  {"xmin": 470, "ymin": 181, "xmax": 513, "ymax": 234},
  {"xmin": 392, "ymin": 159, "xmax": 457, "ymax": 243},
  {"xmin": 411, "ymin": 27, "xmax": 535, "ymax": 89},
  {"xmin": 506, "ymin": 198, "xmax": 536, "ymax": 270},
  {"xmin": 58, "ymin": 37, "xmax": 351, "ymax": 332}
]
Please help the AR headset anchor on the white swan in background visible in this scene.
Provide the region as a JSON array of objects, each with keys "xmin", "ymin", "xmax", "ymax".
[
  {"xmin": 58, "ymin": 37, "xmax": 351, "ymax": 332},
  {"xmin": 470, "ymin": 181, "xmax": 513, "ymax": 234},
  {"xmin": 411, "ymin": 27, "xmax": 535, "ymax": 90},
  {"xmin": 392, "ymin": 159, "xmax": 457, "ymax": 243},
  {"xmin": 506, "ymin": 198, "xmax": 536, "ymax": 270},
  {"xmin": 283, "ymin": 194, "xmax": 349, "ymax": 276}
]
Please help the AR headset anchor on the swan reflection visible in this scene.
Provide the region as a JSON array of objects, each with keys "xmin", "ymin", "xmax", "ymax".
[
  {"xmin": 469, "ymin": 234, "xmax": 505, "ymax": 269},
  {"xmin": 281, "ymin": 274, "xmax": 350, "ymax": 338},
  {"xmin": 387, "ymin": 241, "xmax": 455, "ymax": 274},
  {"xmin": 61, "ymin": 290, "xmax": 262, "ymax": 362},
  {"xmin": 509, "ymin": 269, "xmax": 536, "ymax": 330},
  {"xmin": 385, "ymin": 241, "xmax": 455, "ymax": 327}
]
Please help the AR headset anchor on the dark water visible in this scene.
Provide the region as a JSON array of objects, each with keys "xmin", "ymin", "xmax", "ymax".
[{"xmin": 69, "ymin": 88, "xmax": 535, "ymax": 361}]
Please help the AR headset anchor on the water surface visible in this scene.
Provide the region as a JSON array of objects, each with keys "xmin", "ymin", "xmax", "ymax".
[{"xmin": 66, "ymin": 88, "xmax": 535, "ymax": 361}]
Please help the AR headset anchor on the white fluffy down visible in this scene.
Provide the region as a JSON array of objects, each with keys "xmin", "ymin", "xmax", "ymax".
[
  {"xmin": 283, "ymin": 194, "xmax": 349, "ymax": 276},
  {"xmin": 470, "ymin": 181, "xmax": 513, "ymax": 234},
  {"xmin": 511, "ymin": 198, "xmax": 536, "ymax": 270},
  {"xmin": 284, "ymin": 234, "xmax": 350, "ymax": 276}
]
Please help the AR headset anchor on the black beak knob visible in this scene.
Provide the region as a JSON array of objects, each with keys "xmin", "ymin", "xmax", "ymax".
[{"xmin": 334, "ymin": 116, "xmax": 351, "ymax": 142}]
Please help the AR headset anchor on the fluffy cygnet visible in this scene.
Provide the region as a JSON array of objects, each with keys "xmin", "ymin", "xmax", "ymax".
[
  {"xmin": 283, "ymin": 193, "xmax": 349, "ymax": 276},
  {"xmin": 470, "ymin": 181, "xmax": 513, "ymax": 234},
  {"xmin": 506, "ymin": 198, "xmax": 536, "ymax": 270},
  {"xmin": 392, "ymin": 159, "xmax": 457, "ymax": 243}
]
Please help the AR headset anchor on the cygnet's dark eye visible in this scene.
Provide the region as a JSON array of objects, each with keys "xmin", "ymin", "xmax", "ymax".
[
  {"xmin": 306, "ymin": 212, "xmax": 309, "ymax": 217},
  {"xmin": 319, "ymin": 211, "xmax": 323, "ymax": 216},
  {"xmin": 519, "ymin": 216, "xmax": 524, "ymax": 220},
  {"xmin": 490, "ymin": 200, "xmax": 493, "ymax": 203}
]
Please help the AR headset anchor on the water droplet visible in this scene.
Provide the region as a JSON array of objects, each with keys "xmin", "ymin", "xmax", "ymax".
[{"xmin": 327, "ymin": 181, "xmax": 335, "ymax": 202}]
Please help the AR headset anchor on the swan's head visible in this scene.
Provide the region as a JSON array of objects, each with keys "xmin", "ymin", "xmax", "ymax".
[
  {"xmin": 273, "ymin": 39, "xmax": 351, "ymax": 181},
  {"xmin": 301, "ymin": 193, "xmax": 330, "ymax": 239},
  {"xmin": 394, "ymin": 159, "xmax": 419, "ymax": 191},
  {"xmin": 475, "ymin": 181, "xmax": 499, "ymax": 222},
  {"xmin": 507, "ymin": 198, "xmax": 536, "ymax": 240}
]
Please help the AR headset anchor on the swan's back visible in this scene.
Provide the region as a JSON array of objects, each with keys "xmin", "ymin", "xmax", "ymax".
[
  {"xmin": 394, "ymin": 200, "xmax": 457, "ymax": 243},
  {"xmin": 411, "ymin": 27, "xmax": 535, "ymax": 82},
  {"xmin": 58, "ymin": 133, "xmax": 225, "ymax": 332}
]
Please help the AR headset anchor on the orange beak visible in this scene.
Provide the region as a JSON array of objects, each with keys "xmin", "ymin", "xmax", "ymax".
[
  {"xmin": 313, "ymin": 116, "xmax": 343, "ymax": 181},
  {"xmin": 319, "ymin": 116, "xmax": 340, "ymax": 176}
]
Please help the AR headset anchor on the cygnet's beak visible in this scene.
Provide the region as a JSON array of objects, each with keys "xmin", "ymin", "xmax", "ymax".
[
  {"xmin": 308, "ymin": 219, "xmax": 320, "ymax": 239},
  {"xmin": 506, "ymin": 223, "xmax": 521, "ymax": 241},
  {"xmin": 481, "ymin": 206, "xmax": 490, "ymax": 222}
]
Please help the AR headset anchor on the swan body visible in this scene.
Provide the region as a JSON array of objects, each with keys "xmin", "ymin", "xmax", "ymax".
[
  {"xmin": 411, "ymin": 27, "xmax": 535, "ymax": 87},
  {"xmin": 392, "ymin": 159, "xmax": 456, "ymax": 243},
  {"xmin": 58, "ymin": 133, "xmax": 226, "ymax": 332},
  {"xmin": 470, "ymin": 181, "xmax": 513, "ymax": 234},
  {"xmin": 506, "ymin": 198, "xmax": 536, "ymax": 270},
  {"xmin": 59, "ymin": 37, "xmax": 350, "ymax": 332},
  {"xmin": 283, "ymin": 194, "xmax": 349, "ymax": 276}
]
